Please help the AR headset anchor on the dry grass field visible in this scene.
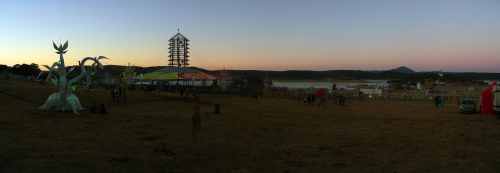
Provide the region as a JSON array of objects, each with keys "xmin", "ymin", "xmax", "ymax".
[{"xmin": 1, "ymin": 80, "xmax": 500, "ymax": 173}]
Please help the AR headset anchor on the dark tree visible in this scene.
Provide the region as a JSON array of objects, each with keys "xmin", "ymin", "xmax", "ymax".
[
  {"xmin": 0, "ymin": 64, "xmax": 10, "ymax": 72},
  {"xmin": 9, "ymin": 63, "xmax": 41, "ymax": 76}
]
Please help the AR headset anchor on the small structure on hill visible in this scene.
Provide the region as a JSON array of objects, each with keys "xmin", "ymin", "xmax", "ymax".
[
  {"xmin": 141, "ymin": 66, "xmax": 216, "ymax": 86},
  {"xmin": 139, "ymin": 30, "xmax": 218, "ymax": 87}
]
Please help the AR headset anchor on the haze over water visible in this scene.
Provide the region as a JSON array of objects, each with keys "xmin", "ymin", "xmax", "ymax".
[{"xmin": 1, "ymin": 0, "xmax": 499, "ymax": 72}]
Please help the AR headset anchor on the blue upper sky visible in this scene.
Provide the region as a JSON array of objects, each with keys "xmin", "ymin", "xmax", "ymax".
[{"xmin": 1, "ymin": 0, "xmax": 499, "ymax": 72}]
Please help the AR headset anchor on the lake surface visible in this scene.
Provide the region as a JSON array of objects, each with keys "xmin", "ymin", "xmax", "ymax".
[{"xmin": 272, "ymin": 80, "xmax": 389, "ymax": 90}]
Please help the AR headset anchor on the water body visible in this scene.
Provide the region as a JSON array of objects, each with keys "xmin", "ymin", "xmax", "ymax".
[{"xmin": 272, "ymin": 80, "xmax": 389, "ymax": 90}]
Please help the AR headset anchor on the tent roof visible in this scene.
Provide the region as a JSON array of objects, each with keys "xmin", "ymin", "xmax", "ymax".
[
  {"xmin": 179, "ymin": 72, "xmax": 216, "ymax": 80},
  {"xmin": 141, "ymin": 71, "xmax": 216, "ymax": 81},
  {"xmin": 156, "ymin": 66, "xmax": 201, "ymax": 73},
  {"xmin": 142, "ymin": 71, "xmax": 178, "ymax": 80}
]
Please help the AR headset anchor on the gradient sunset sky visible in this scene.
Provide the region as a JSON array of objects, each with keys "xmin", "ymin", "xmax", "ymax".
[{"xmin": 1, "ymin": 0, "xmax": 499, "ymax": 72}]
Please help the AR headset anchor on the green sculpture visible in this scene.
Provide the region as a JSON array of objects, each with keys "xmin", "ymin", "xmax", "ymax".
[{"xmin": 39, "ymin": 41, "xmax": 107, "ymax": 114}]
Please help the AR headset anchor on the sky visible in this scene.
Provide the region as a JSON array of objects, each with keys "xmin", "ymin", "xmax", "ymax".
[{"xmin": 0, "ymin": 0, "xmax": 499, "ymax": 72}]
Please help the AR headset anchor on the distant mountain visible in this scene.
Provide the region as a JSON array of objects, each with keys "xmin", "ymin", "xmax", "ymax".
[{"xmin": 387, "ymin": 66, "xmax": 415, "ymax": 74}]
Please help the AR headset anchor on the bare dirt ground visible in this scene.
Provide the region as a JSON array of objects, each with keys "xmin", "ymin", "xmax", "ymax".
[{"xmin": 1, "ymin": 80, "xmax": 500, "ymax": 173}]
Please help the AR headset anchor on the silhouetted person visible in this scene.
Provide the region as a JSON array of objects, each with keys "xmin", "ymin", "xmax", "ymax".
[
  {"xmin": 340, "ymin": 95, "xmax": 346, "ymax": 106},
  {"xmin": 180, "ymin": 87, "xmax": 186, "ymax": 97},
  {"xmin": 439, "ymin": 96, "xmax": 445, "ymax": 108},
  {"xmin": 192, "ymin": 100, "xmax": 201, "ymax": 143},
  {"xmin": 309, "ymin": 94, "xmax": 316, "ymax": 104},
  {"xmin": 304, "ymin": 94, "xmax": 315, "ymax": 104},
  {"xmin": 120, "ymin": 86, "xmax": 127, "ymax": 104},
  {"xmin": 315, "ymin": 89, "xmax": 327, "ymax": 107},
  {"xmin": 434, "ymin": 96, "xmax": 439, "ymax": 108},
  {"xmin": 90, "ymin": 103, "xmax": 97, "ymax": 113},
  {"xmin": 99, "ymin": 104, "xmax": 108, "ymax": 114},
  {"xmin": 111, "ymin": 86, "xmax": 120, "ymax": 104},
  {"xmin": 214, "ymin": 104, "xmax": 221, "ymax": 114}
]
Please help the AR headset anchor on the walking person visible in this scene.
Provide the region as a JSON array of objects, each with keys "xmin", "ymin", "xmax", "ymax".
[
  {"xmin": 111, "ymin": 85, "xmax": 121, "ymax": 104},
  {"xmin": 192, "ymin": 96, "xmax": 201, "ymax": 143},
  {"xmin": 120, "ymin": 83, "xmax": 127, "ymax": 104},
  {"xmin": 339, "ymin": 95, "xmax": 346, "ymax": 106},
  {"xmin": 434, "ymin": 95, "xmax": 440, "ymax": 108},
  {"xmin": 110, "ymin": 86, "xmax": 116, "ymax": 104},
  {"xmin": 315, "ymin": 88, "xmax": 327, "ymax": 107},
  {"xmin": 439, "ymin": 96, "xmax": 445, "ymax": 109}
]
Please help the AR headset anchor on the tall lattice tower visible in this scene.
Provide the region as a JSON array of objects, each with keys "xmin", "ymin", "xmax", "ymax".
[{"xmin": 168, "ymin": 31, "xmax": 190, "ymax": 67}]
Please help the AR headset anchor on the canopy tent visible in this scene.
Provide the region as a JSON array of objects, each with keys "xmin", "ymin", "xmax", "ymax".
[
  {"xmin": 153, "ymin": 66, "xmax": 201, "ymax": 73},
  {"xmin": 179, "ymin": 72, "xmax": 216, "ymax": 80},
  {"xmin": 141, "ymin": 71, "xmax": 178, "ymax": 80},
  {"xmin": 480, "ymin": 81, "xmax": 496, "ymax": 115}
]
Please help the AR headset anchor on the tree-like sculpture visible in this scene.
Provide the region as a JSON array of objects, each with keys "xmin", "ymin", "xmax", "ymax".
[{"xmin": 39, "ymin": 41, "xmax": 107, "ymax": 114}]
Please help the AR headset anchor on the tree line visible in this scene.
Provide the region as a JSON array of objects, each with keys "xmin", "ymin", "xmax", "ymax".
[{"xmin": 0, "ymin": 63, "xmax": 41, "ymax": 77}]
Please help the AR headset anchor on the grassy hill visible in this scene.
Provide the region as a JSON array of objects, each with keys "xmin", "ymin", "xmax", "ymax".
[{"xmin": 63, "ymin": 65, "xmax": 500, "ymax": 81}]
